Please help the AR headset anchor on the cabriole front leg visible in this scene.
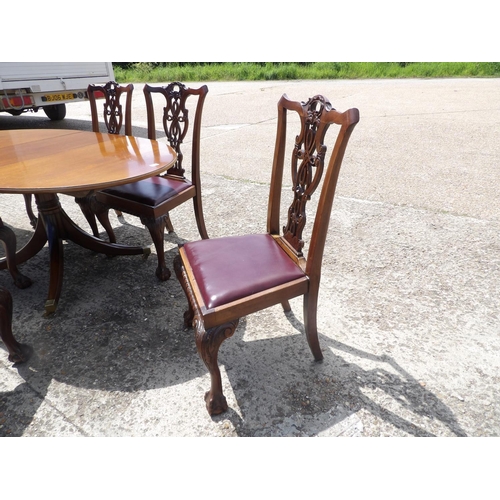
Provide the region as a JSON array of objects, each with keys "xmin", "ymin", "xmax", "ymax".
[
  {"xmin": 173, "ymin": 253, "xmax": 237, "ymax": 415},
  {"xmin": 142, "ymin": 215, "xmax": 170, "ymax": 281},
  {"xmin": 195, "ymin": 318, "xmax": 239, "ymax": 416}
]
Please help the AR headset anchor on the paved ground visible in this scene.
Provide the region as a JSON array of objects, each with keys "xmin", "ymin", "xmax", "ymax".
[{"xmin": 0, "ymin": 79, "xmax": 499, "ymax": 438}]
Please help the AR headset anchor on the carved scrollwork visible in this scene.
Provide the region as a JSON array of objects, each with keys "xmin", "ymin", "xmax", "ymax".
[
  {"xmin": 195, "ymin": 318, "xmax": 238, "ymax": 365},
  {"xmin": 283, "ymin": 95, "xmax": 334, "ymax": 254},
  {"xmin": 161, "ymin": 82, "xmax": 189, "ymax": 177},
  {"xmin": 102, "ymin": 81, "xmax": 124, "ymax": 134}
]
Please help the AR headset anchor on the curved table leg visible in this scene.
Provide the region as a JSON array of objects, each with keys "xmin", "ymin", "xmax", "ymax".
[
  {"xmin": 36, "ymin": 193, "xmax": 151, "ymax": 315},
  {"xmin": 0, "ymin": 286, "xmax": 32, "ymax": 364},
  {"xmin": 0, "ymin": 217, "xmax": 33, "ymax": 289},
  {"xmin": 0, "ymin": 216, "xmax": 48, "ymax": 272},
  {"xmin": 36, "ymin": 194, "xmax": 151, "ymax": 256},
  {"xmin": 44, "ymin": 220, "xmax": 64, "ymax": 316}
]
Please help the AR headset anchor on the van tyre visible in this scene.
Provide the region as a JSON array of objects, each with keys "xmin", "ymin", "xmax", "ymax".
[{"xmin": 43, "ymin": 103, "xmax": 66, "ymax": 121}]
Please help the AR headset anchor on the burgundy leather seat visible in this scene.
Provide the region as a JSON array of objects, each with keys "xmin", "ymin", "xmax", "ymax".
[
  {"xmin": 183, "ymin": 233, "xmax": 306, "ymax": 309},
  {"xmin": 103, "ymin": 176, "xmax": 191, "ymax": 206}
]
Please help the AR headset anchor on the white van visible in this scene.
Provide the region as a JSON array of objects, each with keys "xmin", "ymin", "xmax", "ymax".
[{"xmin": 0, "ymin": 62, "xmax": 114, "ymax": 120}]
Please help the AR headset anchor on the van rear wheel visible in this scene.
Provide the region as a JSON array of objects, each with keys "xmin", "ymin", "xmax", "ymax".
[{"xmin": 43, "ymin": 104, "xmax": 66, "ymax": 121}]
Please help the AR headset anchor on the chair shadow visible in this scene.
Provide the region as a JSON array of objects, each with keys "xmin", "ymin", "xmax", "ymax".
[
  {"xmin": 213, "ymin": 309, "xmax": 468, "ymax": 437},
  {"xmin": 0, "ymin": 263, "xmax": 467, "ymax": 438},
  {"xmin": 0, "ymin": 356, "xmax": 50, "ymax": 436},
  {"xmin": 0, "ymin": 227, "xmax": 468, "ymax": 437}
]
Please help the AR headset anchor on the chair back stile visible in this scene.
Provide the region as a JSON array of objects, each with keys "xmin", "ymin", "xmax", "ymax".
[{"xmin": 305, "ymin": 106, "xmax": 359, "ymax": 283}]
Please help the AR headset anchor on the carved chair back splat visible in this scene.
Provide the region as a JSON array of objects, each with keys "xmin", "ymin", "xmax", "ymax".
[{"xmin": 89, "ymin": 80, "xmax": 133, "ymax": 136}]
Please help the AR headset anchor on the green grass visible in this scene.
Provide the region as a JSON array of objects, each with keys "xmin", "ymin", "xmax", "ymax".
[{"xmin": 113, "ymin": 62, "xmax": 500, "ymax": 82}]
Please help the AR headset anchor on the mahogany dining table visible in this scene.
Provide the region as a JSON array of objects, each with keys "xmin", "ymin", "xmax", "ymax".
[{"xmin": 0, "ymin": 128, "xmax": 177, "ymax": 320}]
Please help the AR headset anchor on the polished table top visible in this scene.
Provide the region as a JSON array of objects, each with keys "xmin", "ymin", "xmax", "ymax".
[
  {"xmin": 0, "ymin": 128, "xmax": 177, "ymax": 316},
  {"xmin": 0, "ymin": 129, "xmax": 176, "ymax": 194}
]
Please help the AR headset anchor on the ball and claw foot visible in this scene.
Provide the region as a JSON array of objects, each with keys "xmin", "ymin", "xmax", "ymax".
[
  {"xmin": 205, "ymin": 391, "xmax": 228, "ymax": 416},
  {"xmin": 8, "ymin": 343, "xmax": 33, "ymax": 365},
  {"xmin": 155, "ymin": 266, "xmax": 171, "ymax": 281},
  {"xmin": 13, "ymin": 273, "xmax": 33, "ymax": 289}
]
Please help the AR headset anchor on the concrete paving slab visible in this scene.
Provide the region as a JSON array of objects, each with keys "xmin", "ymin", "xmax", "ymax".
[{"xmin": 0, "ymin": 79, "xmax": 499, "ymax": 438}]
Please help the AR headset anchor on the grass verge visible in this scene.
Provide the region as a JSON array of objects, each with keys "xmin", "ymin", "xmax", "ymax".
[{"xmin": 113, "ymin": 62, "xmax": 500, "ymax": 82}]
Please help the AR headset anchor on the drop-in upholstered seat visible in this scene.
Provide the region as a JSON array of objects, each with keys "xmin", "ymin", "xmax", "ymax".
[{"xmin": 183, "ymin": 233, "xmax": 306, "ymax": 311}]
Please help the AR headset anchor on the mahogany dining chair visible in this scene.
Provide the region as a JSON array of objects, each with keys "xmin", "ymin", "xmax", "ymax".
[
  {"xmin": 174, "ymin": 93, "xmax": 360, "ymax": 415},
  {"xmin": 91, "ymin": 82, "xmax": 209, "ymax": 281},
  {"xmin": 75, "ymin": 80, "xmax": 134, "ymax": 239}
]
